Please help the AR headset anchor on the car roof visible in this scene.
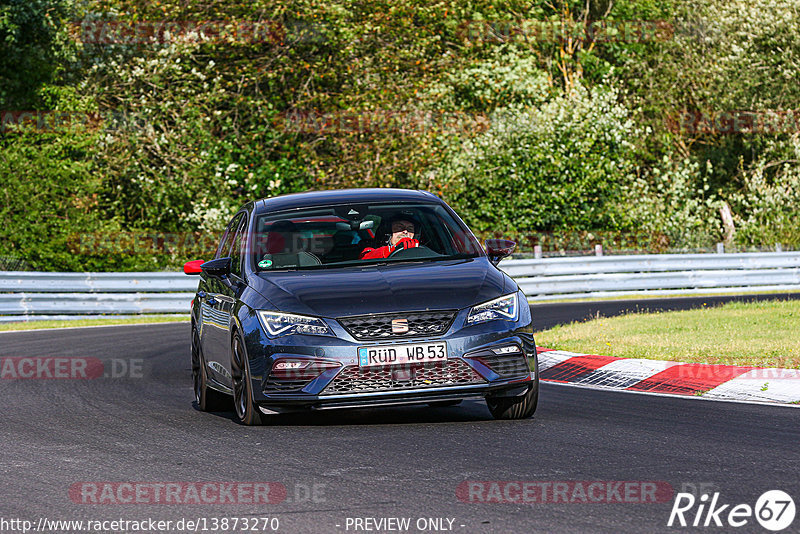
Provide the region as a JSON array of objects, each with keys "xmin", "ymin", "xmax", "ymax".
[{"xmin": 253, "ymin": 188, "xmax": 441, "ymax": 214}]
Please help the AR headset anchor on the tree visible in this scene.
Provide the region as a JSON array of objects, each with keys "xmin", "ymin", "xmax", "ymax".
[{"xmin": 0, "ymin": 0, "xmax": 70, "ymax": 108}]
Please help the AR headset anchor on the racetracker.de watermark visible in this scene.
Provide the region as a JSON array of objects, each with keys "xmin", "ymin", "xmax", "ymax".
[
  {"xmin": 473, "ymin": 229, "xmax": 664, "ymax": 253},
  {"xmin": 68, "ymin": 19, "xmax": 311, "ymax": 45},
  {"xmin": 456, "ymin": 480, "xmax": 674, "ymax": 504},
  {"xmin": 668, "ymin": 110, "xmax": 800, "ymax": 135},
  {"xmin": 66, "ymin": 231, "xmax": 336, "ymax": 257},
  {"xmin": 0, "ymin": 110, "xmax": 151, "ymax": 134},
  {"xmin": 275, "ymin": 109, "xmax": 491, "ymax": 136},
  {"xmin": 674, "ymin": 361, "xmax": 800, "ymax": 380},
  {"xmin": 0, "ymin": 517, "xmax": 281, "ymax": 533},
  {"xmin": 457, "ymin": 19, "xmax": 674, "ymax": 45},
  {"xmin": 67, "ymin": 232, "xmax": 219, "ymax": 257},
  {"xmin": 69, "ymin": 482, "xmax": 287, "ymax": 505},
  {"xmin": 65, "ymin": 229, "xmax": 670, "ymax": 258},
  {"xmin": 0, "ymin": 358, "xmax": 143, "ymax": 379}
]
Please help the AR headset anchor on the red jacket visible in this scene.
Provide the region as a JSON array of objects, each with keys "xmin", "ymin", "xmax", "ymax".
[{"xmin": 360, "ymin": 237, "xmax": 419, "ymax": 259}]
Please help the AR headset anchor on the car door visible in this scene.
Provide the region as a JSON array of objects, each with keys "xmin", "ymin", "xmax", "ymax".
[
  {"xmin": 199, "ymin": 212, "xmax": 243, "ymax": 386},
  {"xmin": 210, "ymin": 211, "xmax": 249, "ymax": 382}
]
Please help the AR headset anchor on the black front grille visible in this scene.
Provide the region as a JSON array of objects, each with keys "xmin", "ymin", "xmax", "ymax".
[
  {"xmin": 321, "ymin": 359, "xmax": 485, "ymax": 395},
  {"xmin": 263, "ymin": 377, "xmax": 312, "ymax": 393},
  {"xmin": 464, "ymin": 348, "xmax": 530, "ymax": 379},
  {"xmin": 338, "ymin": 310, "xmax": 457, "ymax": 341},
  {"xmin": 477, "ymin": 354, "xmax": 530, "ymax": 378}
]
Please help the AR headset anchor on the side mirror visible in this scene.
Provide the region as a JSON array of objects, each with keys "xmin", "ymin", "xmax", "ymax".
[
  {"xmin": 183, "ymin": 259, "xmax": 204, "ymax": 275},
  {"xmin": 200, "ymin": 257, "xmax": 232, "ymax": 278},
  {"xmin": 485, "ymin": 239, "xmax": 516, "ymax": 266}
]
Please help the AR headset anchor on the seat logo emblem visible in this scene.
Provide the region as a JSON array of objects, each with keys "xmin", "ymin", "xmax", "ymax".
[{"xmin": 391, "ymin": 318, "xmax": 409, "ymax": 334}]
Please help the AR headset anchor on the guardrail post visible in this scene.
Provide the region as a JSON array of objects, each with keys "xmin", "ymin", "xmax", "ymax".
[
  {"xmin": 776, "ymin": 243, "xmax": 783, "ymax": 252},
  {"xmin": 594, "ymin": 244, "xmax": 603, "ymax": 257},
  {"xmin": 716, "ymin": 242, "xmax": 725, "ymax": 254},
  {"xmin": 533, "ymin": 245, "xmax": 542, "ymax": 259}
]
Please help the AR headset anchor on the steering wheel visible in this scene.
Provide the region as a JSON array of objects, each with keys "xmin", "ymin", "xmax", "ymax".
[{"xmin": 388, "ymin": 244, "xmax": 435, "ymax": 259}]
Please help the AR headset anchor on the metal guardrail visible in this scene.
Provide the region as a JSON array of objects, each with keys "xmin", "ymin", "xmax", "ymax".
[
  {"xmin": 0, "ymin": 272, "xmax": 197, "ymax": 293},
  {"xmin": 1, "ymin": 251, "xmax": 799, "ymax": 319},
  {"xmin": 503, "ymin": 252, "xmax": 800, "ymax": 301},
  {"xmin": 0, "ymin": 272, "xmax": 196, "ymax": 320}
]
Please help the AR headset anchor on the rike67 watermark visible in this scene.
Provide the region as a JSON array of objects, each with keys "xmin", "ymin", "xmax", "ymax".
[{"xmin": 668, "ymin": 489, "xmax": 795, "ymax": 531}]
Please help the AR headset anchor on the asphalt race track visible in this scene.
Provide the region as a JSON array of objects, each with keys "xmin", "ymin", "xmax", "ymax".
[{"xmin": 2, "ymin": 297, "xmax": 799, "ymax": 534}]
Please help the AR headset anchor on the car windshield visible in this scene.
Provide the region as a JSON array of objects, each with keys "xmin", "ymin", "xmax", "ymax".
[{"xmin": 250, "ymin": 202, "xmax": 484, "ymax": 271}]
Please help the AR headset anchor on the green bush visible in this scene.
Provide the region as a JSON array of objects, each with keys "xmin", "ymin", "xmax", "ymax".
[
  {"xmin": 437, "ymin": 83, "xmax": 640, "ymax": 235},
  {"xmin": 0, "ymin": 0, "xmax": 70, "ymax": 108},
  {"xmin": 0, "ymin": 130, "xmax": 112, "ymax": 271}
]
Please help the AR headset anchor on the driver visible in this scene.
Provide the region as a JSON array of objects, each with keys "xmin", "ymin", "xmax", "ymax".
[{"xmin": 360, "ymin": 215, "xmax": 420, "ymax": 259}]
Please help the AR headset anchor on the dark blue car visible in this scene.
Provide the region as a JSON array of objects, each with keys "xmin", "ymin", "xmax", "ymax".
[{"xmin": 185, "ymin": 188, "xmax": 539, "ymax": 424}]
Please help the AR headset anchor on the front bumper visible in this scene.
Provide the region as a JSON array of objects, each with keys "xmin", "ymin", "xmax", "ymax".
[
  {"xmin": 249, "ymin": 337, "xmax": 537, "ymax": 412},
  {"xmin": 238, "ymin": 296, "xmax": 537, "ymax": 413},
  {"xmin": 259, "ymin": 381, "xmax": 535, "ymax": 413}
]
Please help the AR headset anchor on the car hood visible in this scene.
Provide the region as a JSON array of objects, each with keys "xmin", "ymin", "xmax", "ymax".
[{"xmin": 249, "ymin": 258, "xmax": 511, "ymax": 318}]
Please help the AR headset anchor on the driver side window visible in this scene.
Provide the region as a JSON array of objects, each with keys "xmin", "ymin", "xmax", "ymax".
[
  {"xmin": 229, "ymin": 214, "xmax": 248, "ymax": 278},
  {"xmin": 216, "ymin": 213, "xmax": 243, "ymax": 259}
]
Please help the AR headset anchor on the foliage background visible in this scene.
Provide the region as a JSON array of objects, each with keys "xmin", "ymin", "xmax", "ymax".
[{"xmin": 1, "ymin": 0, "xmax": 799, "ymax": 270}]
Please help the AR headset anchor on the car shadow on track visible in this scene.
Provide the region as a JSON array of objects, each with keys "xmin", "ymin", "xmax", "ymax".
[{"xmin": 192, "ymin": 399, "xmax": 502, "ymax": 427}]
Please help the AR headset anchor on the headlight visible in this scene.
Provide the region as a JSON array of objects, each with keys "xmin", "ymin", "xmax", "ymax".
[
  {"xmin": 257, "ymin": 311, "xmax": 334, "ymax": 338},
  {"xmin": 466, "ymin": 293, "xmax": 518, "ymax": 325}
]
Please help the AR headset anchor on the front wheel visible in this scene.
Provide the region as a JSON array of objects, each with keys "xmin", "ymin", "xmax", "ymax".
[
  {"xmin": 486, "ymin": 382, "xmax": 538, "ymax": 420},
  {"xmin": 230, "ymin": 333, "xmax": 264, "ymax": 425}
]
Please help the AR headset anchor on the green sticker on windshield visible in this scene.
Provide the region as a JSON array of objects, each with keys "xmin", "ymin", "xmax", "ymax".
[{"xmin": 258, "ymin": 259, "xmax": 273, "ymax": 269}]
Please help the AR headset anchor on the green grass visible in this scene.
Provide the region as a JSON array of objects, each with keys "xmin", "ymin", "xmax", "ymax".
[
  {"xmin": 535, "ymin": 299, "xmax": 800, "ymax": 368},
  {"xmin": 528, "ymin": 288, "xmax": 800, "ymax": 305},
  {"xmin": 0, "ymin": 316, "xmax": 190, "ymax": 332}
]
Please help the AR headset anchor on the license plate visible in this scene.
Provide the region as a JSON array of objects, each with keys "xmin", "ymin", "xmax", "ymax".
[{"xmin": 358, "ymin": 342, "xmax": 448, "ymax": 368}]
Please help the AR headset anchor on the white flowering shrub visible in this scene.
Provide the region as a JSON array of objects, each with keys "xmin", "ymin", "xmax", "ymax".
[
  {"xmin": 80, "ymin": 33, "xmax": 307, "ymax": 236},
  {"xmin": 730, "ymin": 136, "xmax": 800, "ymax": 247},
  {"xmin": 424, "ymin": 49, "xmax": 551, "ymax": 111},
  {"xmin": 622, "ymin": 141, "xmax": 800, "ymax": 250},
  {"xmin": 622, "ymin": 157, "xmax": 723, "ymax": 250},
  {"xmin": 616, "ymin": 0, "xmax": 800, "ymax": 249},
  {"xmin": 685, "ymin": 0, "xmax": 800, "ymax": 110}
]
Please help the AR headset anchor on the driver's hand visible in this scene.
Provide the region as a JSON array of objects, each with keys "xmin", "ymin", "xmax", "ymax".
[{"xmin": 391, "ymin": 237, "xmax": 419, "ymax": 253}]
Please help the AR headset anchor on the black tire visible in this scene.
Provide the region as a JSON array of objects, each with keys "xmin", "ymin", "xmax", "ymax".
[
  {"xmin": 192, "ymin": 327, "xmax": 229, "ymax": 411},
  {"xmin": 486, "ymin": 382, "xmax": 539, "ymax": 420},
  {"xmin": 230, "ymin": 333, "xmax": 265, "ymax": 425},
  {"xmin": 428, "ymin": 400, "xmax": 463, "ymax": 408}
]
